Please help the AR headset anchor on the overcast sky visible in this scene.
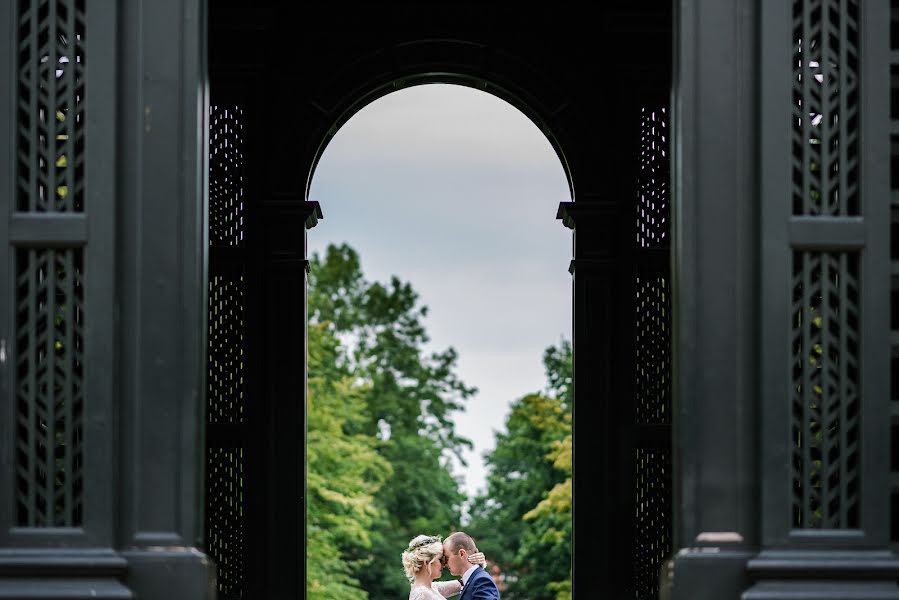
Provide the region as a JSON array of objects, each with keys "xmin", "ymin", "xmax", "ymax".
[{"xmin": 308, "ymin": 83, "xmax": 572, "ymax": 503}]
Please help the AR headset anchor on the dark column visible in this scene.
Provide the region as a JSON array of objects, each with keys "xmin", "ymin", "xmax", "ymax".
[
  {"xmin": 116, "ymin": 0, "xmax": 213, "ymax": 597},
  {"xmin": 670, "ymin": 0, "xmax": 762, "ymax": 597},
  {"xmin": 258, "ymin": 199, "xmax": 321, "ymax": 599},
  {"xmin": 558, "ymin": 200, "xmax": 635, "ymax": 598}
]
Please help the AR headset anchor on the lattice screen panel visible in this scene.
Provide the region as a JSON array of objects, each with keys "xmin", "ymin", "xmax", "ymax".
[
  {"xmin": 889, "ymin": 0, "xmax": 899, "ymax": 551},
  {"xmin": 636, "ymin": 275, "xmax": 670, "ymax": 425},
  {"xmin": 207, "ymin": 96, "xmax": 249, "ymax": 597},
  {"xmin": 634, "ymin": 102, "xmax": 672, "ymax": 600},
  {"xmin": 16, "ymin": 0, "xmax": 86, "ymax": 213},
  {"xmin": 634, "ymin": 448, "xmax": 672, "ymax": 600},
  {"xmin": 208, "ymin": 272, "xmax": 246, "ymax": 425},
  {"xmin": 790, "ymin": 251, "xmax": 860, "ymax": 529},
  {"xmin": 207, "ymin": 445, "xmax": 246, "ymax": 599},
  {"xmin": 209, "ymin": 105, "xmax": 245, "ymax": 247},
  {"xmin": 792, "ymin": 0, "xmax": 860, "ymax": 216},
  {"xmin": 14, "ymin": 248, "xmax": 85, "ymax": 527},
  {"xmin": 637, "ymin": 108, "xmax": 668, "ymax": 248}
]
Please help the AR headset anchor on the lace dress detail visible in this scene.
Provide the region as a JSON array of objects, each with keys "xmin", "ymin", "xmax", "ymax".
[{"xmin": 408, "ymin": 580, "xmax": 462, "ymax": 600}]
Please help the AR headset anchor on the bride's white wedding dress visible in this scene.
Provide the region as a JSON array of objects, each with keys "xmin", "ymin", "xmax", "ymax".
[{"xmin": 408, "ymin": 580, "xmax": 462, "ymax": 600}]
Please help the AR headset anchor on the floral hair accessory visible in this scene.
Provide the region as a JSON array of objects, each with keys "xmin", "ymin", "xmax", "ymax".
[{"xmin": 407, "ymin": 535, "xmax": 441, "ymax": 551}]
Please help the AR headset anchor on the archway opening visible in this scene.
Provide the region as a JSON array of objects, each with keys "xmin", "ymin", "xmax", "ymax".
[{"xmin": 305, "ymin": 82, "xmax": 573, "ymax": 599}]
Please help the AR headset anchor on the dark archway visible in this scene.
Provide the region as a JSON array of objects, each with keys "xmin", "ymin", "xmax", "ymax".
[{"xmin": 206, "ymin": 3, "xmax": 672, "ymax": 598}]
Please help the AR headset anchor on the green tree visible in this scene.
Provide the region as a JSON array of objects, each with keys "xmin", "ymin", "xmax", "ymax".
[
  {"xmin": 521, "ymin": 339, "xmax": 573, "ymax": 600},
  {"xmin": 521, "ymin": 431, "xmax": 572, "ymax": 600},
  {"xmin": 542, "ymin": 339, "xmax": 572, "ymax": 407},
  {"xmin": 469, "ymin": 339, "xmax": 572, "ymax": 600},
  {"xmin": 307, "ymin": 243, "xmax": 475, "ymax": 598},
  {"xmin": 306, "ymin": 321, "xmax": 392, "ymax": 600}
]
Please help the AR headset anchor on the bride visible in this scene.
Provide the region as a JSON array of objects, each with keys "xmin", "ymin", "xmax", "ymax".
[{"xmin": 402, "ymin": 534, "xmax": 486, "ymax": 600}]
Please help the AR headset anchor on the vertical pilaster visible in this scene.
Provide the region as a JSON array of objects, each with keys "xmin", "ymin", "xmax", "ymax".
[
  {"xmin": 258, "ymin": 199, "xmax": 320, "ymax": 599},
  {"xmin": 671, "ymin": 0, "xmax": 760, "ymax": 597},
  {"xmin": 558, "ymin": 200, "xmax": 633, "ymax": 598},
  {"xmin": 117, "ymin": 0, "xmax": 213, "ymax": 596}
]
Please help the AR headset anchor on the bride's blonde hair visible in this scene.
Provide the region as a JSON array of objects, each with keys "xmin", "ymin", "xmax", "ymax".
[{"xmin": 401, "ymin": 534, "xmax": 443, "ymax": 580}]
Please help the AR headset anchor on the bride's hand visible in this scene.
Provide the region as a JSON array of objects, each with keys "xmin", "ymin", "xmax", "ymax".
[{"xmin": 468, "ymin": 551, "xmax": 486, "ymax": 567}]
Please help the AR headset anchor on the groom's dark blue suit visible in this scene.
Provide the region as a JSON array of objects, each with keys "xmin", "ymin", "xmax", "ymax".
[{"xmin": 460, "ymin": 565, "xmax": 501, "ymax": 600}]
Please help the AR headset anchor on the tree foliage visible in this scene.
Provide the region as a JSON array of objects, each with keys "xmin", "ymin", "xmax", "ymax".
[
  {"xmin": 306, "ymin": 243, "xmax": 572, "ymax": 599},
  {"xmin": 307, "ymin": 244, "xmax": 473, "ymax": 598},
  {"xmin": 469, "ymin": 339, "xmax": 572, "ymax": 600},
  {"xmin": 306, "ymin": 321, "xmax": 391, "ymax": 600}
]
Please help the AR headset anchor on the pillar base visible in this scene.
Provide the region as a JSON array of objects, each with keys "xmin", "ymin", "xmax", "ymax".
[
  {"xmin": 743, "ymin": 581, "xmax": 899, "ymax": 600},
  {"xmin": 743, "ymin": 551, "xmax": 899, "ymax": 600},
  {"xmin": 0, "ymin": 550, "xmax": 132, "ymax": 598},
  {"xmin": 670, "ymin": 548, "xmax": 754, "ymax": 600},
  {"xmin": 122, "ymin": 549, "xmax": 214, "ymax": 600},
  {"xmin": 0, "ymin": 578, "xmax": 132, "ymax": 599}
]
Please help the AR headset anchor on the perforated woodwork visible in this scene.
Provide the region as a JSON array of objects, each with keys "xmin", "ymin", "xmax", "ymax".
[
  {"xmin": 636, "ymin": 276, "xmax": 670, "ymax": 426},
  {"xmin": 206, "ymin": 99, "xmax": 249, "ymax": 598},
  {"xmin": 14, "ymin": 248, "xmax": 85, "ymax": 527},
  {"xmin": 634, "ymin": 448, "xmax": 672, "ymax": 600},
  {"xmin": 209, "ymin": 105, "xmax": 245, "ymax": 246},
  {"xmin": 637, "ymin": 108, "xmax": 668, "ymax": 248},
  {"xmin": 208, "ymin": 272, "xmax": 246, "ymax": 425},
  {"xmin": 634, "ymin": 103, "xmax": 672, "ymax": 599},
  {"xmin": 790, "ymin": 251, "xmax": 860, "ymax": 528},
  {"xmin": 13, "ymin": 0, "xmax": 87, "ymax": 528},
  {"xmin": 16, "ymin": 0, "xmax": 86, "ymax": 213},
  {"xmin": 792, "ymin": 0, "xmax": 860, "ymax": 216},
  {"xmin": 207, "ymin": 445, "xmax": 246, "ymax": 599}
]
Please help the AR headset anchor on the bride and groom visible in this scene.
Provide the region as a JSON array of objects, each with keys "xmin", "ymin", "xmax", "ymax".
[{"xmin": 402, "ymin": 531, "xmax": 501, "ymax": 600}]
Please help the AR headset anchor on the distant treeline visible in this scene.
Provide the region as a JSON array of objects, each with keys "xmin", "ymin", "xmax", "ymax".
[{"xmin": 306, "ymin": 243, "xmax": 572, "ymax": 600}]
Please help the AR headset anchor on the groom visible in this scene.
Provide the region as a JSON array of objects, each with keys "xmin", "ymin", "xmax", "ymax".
[{"xmin": 443, "ymin": 532, "xmax": 501, "ymax": 600}]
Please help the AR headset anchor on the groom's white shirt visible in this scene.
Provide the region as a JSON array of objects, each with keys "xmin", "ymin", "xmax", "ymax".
[{"xmin": 461, "ymin": 563, "xmax": 478, "ymax": 587}]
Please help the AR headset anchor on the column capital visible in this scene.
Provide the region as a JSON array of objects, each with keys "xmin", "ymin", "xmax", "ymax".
[
  {"xmin": 556, "ymin": 201, "xmax": 615, "ymax": 230},
  {"xmin": 263, "ymin": 196, "xmax": 323, "ymax": 230},
  {"xmin": 300, "ymin": 200, "xmax": 323, "ymax": 230}
]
